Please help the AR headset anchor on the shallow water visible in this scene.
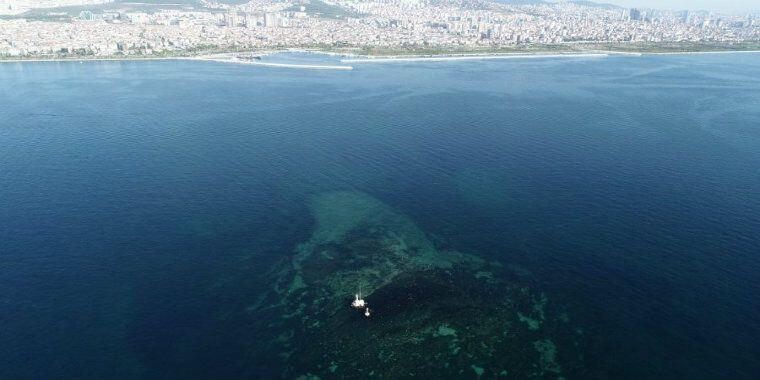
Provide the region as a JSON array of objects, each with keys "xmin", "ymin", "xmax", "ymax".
[{"xmin": 1, "ymin": 53, "xmax": 760, "ymax": 379}]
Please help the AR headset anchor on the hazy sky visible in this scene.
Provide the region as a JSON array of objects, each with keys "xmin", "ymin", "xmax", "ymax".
[{"xmin": 604, "ymin": 0, "xmax": 759, "ymax": 13}]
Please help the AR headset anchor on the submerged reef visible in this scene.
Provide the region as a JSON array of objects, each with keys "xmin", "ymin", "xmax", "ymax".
[{"xmin": 249, "ymin": 191, "xmax": 583, "ymax": 378}]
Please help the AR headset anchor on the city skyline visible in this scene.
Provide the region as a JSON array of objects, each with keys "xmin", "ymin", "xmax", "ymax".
[
  {"xmin": 581, "ymin": 0, "xmax": 759, "ymax": 13},
  {"xmin": 1, "ymin": 0, "xmax": 759, "ymax": 60}
]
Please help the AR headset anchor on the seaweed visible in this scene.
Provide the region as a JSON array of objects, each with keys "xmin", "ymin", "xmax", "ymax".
[{"xmin": 247, "ymin": 191, "xmax": 583, "ymax": 378}]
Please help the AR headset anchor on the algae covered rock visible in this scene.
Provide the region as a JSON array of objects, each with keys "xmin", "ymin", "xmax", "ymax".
[{"xmin": 249, "ymin": 191, "xmax": 583, "ymax": 378}]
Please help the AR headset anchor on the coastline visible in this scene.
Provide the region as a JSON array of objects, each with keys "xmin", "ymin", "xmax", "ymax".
[
  {"xmin": 0, "ymin": 56, "xmax": 185, "ymax": 63},
  {"xmin": 192, "ymin": 56, "xmax": 353, "ymax": 70},
  {"xmin": 1, "ymin": 48, "xmax": 759, "ymax": 66},
  {"xmin": 647, "ymin": 50, "xmax": 760, "ymax": 56},
  {"xmin": 341, "ymin": 53, "xmax": 609, "ymax": 63}
]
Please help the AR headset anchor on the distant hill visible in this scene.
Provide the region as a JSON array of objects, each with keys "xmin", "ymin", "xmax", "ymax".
[
  {"xmin": 12, "ymin": 0, "xmax": 218, "ymax": 19},
  {"xmin": 492, "ymin": 0, "xmax": 547, "ymax": 4},
  {"xmin": 284, "ymin": 0, "xmax": 360, "ymax": 19},
  {"xmin": 491, "ymin": 0, "xmax": 623, "ymax": 8},
  {"xmin": 570, "ymin": 0, "xmax": 623, "ymax": 10},
  {"xmin": 114, "ymin": 0, "xmax": 249, "ymax": 4}
]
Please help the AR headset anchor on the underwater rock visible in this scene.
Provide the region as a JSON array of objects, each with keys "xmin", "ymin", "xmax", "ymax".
[
  {"xmin": 249, "ymin": 191, "xmax": 583, "ymax": 378},
  {"xmin": 435, "ymin": 324, "xmax": 458, "ymax": 337}
]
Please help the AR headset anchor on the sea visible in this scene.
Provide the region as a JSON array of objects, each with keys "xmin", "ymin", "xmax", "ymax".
[{"xmin": 1, "ymin": 52, "xmax": 759, "ymax": 379}]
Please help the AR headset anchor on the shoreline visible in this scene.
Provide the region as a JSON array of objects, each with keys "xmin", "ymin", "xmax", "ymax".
[
  {"xmin": 647, "ymin": 50, "xmax": 760, "ymax": 56},
  {"xmin": 341, "ymin": 53, "xmax": 609, "ymax": 63},
  {"xmin": 0, "ymin": 56, "xmax": 185, "ymax": 63},
  {"xmin": 192, "ymin": 56, "xmax": 353, "ymax": 70},
  {"xmin": 1, "ymin": 48, "xmax": 758, "ymax": 65}
]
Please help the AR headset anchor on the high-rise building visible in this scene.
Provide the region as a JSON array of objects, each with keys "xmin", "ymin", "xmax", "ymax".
[
  {"xmin": 79, "ymin": 10, "xmax": 95, "ymax": 21},
  {"xmin": 264, "ymin": 13, "xmax": 277, "ymax": 28},
  {"xmin": 225, "ymin": 12, "xmax": 239, "ymax": 27},
  {"xmin": 677, "ymin": 10, "xmax": 689, "ymax": 24},
  {"xmin": 244, "ymin": 13, "xmax": 257, "ymax": 28},
  {"xmin": 629, "ymin": 8, "xmax": 642, "ymax": 21}
]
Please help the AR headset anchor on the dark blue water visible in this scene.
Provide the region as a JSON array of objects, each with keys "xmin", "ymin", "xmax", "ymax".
[{"xmin": 2, "ymin": 53, "xmax": 760, "ymax": 379}]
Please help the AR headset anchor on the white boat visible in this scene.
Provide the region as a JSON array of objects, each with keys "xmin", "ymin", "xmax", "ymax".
[
  {"xmin": 351, "ymin": 294, "xmax": 366, "ymax": 309},
  {"xmin": 351, "ymin": 284, "xmax": 366, "ymax": 309}
]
